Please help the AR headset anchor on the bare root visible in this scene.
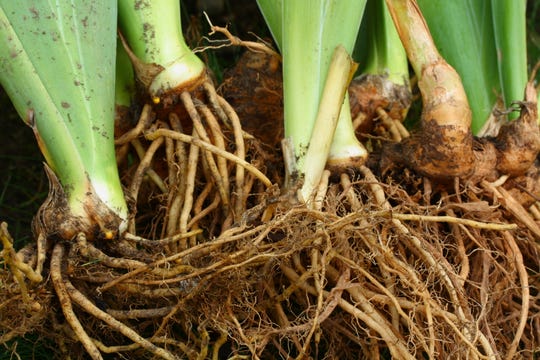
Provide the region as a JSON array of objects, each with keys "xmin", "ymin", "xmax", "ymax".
[{"xmin": 2, "ymin": 77, "xmax": 539, "ymax": 359}]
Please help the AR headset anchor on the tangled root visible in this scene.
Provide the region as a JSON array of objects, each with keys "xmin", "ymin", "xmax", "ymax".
[
  {"xmin": 3, "ymin": 162, "xmax": 539, "ymax": 359},
  {"xmin": 2, "ymin": 77, "xmax": 540, "ymax": 358},
  {"xmin": 114, "ymin": 79, "xmax": 275, "ymax": 238}
]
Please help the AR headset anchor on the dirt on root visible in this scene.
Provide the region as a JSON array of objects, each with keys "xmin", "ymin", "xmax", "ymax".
[
  {"xmin": 2, "ymin": 160, "xmax": 539, "ymax": 359},
  {"xmin": 1, "ymin": 8, "xmax": 540, "ymax": 357},
  {"xmin": 1, "ymin": 60, "xmax": 540, "ymax": 358}
]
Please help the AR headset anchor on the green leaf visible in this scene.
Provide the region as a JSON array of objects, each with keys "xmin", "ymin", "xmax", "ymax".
[
  {"xmin": 258, "ymin": 0, "xmax": 367, "ymax": 200},
  {"xmin": 491, "ymin": 0, "xmax": 528, "ymax": 120},
  {"xmin": 118, "ymin": 0, "xmax": 205, "ymax": 100},
  {"xmin": 0, "ymin": 1, "xmax": 127, "ymax": 235},
  {"xmin": 417, "ymin": 0, "xmax": 528, "ymax": 132}
]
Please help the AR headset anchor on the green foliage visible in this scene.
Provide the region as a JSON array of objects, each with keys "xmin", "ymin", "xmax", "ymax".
[
  {"xmin": 0, "ymin": 1, "xmax": 128, "ymax": 232},
  {"xmin": 417, "ymin": 0, "xmax": 528, "ymax": 132}
]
